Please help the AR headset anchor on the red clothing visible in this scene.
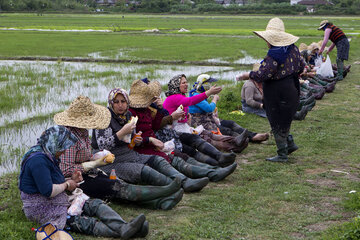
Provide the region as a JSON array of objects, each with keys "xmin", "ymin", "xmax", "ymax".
[{"xmin": 129, "ymin": 107, "xmax": 170, "ymax": 162}]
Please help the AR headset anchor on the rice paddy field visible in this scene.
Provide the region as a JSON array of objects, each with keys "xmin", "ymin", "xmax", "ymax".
[{"xmin": 0, "ymin": 13, "xmax": 360, "ymax": 239}]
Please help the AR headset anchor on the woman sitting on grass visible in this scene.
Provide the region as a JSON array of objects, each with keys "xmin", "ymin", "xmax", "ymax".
[
  {"xmin": 190, "ymin": 73, "xmax": 269, "ymax": 142},
  {"xmin": 128, "ymin": 79, "xmax": 237, "ymax": 183},
  {"xmin": 19, "ymin": 125, "xmax": 147, "ymax": 239},
  {"xmin": 57, "ymin": 95, "xmax": 183, "ymax": 210}
]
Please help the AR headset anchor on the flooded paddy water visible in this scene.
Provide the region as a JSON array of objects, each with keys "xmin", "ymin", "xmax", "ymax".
[{"xmin": 0, "ymin": 59, "xmax": 252, "ymax": 176}]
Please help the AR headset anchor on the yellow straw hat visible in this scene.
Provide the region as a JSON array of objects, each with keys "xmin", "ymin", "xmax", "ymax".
[
  {"xmin": 35, "ymin": 223, "xmax": 74, "ymax": 240},
  {"xmin": 129, "ymin": 79, "xmax": 161, "ymax": 108},
  {"xmin": 253, "ymin": 17, "xmax": 299, "ymax": 47},
  {"xmin": 54, "ymin": 95, "xmax": 111, "ymax": 129},
  {"xmin": 298, "ymin": 43, "xmax": 308, "ymax": 52},
  {"xmin": 318, "ymin": 20, "xmax": 328, "ymax": 30},
  {"xmin": 308, "ymin": 42, "xmax": 320, "ymax": 52}
]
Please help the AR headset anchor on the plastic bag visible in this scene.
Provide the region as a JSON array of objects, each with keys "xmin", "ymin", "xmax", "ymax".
[
  {"xmin": 162, "ymin": 139, "xmax": 175, "ymax": 154},
  {"xmin": 67, "ymin": 188, "xmax": 90, "ymax": 216},
  {"xmin": 316, "ymin": 55, "xmax": 334, "ymax": 78},
  {"xmin": 314, "ymin": 55, "xmax": 323, "ymax": 67}
]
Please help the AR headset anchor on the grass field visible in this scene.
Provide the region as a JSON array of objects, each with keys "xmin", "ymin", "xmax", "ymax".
[{"xmin": 0, "ymin": 13, "xmax": 359, "ymax": 240}]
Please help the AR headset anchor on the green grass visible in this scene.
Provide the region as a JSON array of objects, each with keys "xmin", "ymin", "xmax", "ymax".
[{"xmin": 0, "ymin": 13, "xmax": 360, "ymax": 240}]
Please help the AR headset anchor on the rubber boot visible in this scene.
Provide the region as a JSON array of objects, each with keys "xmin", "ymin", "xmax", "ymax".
[
  {"xmin": 133, "ymin": 220, "xmax": 149, "ymax": 238},
  {"xmin": 233, "ymin": 129, "xmax": 248, "ymax": 147},
  {"xmin": 293, "ymin": 106, "xmax": 308, "ymax": 120},
  {"xmin": 69, "ymin": 199, "xmax": 145, "ymax": 239},
  {"xmin": 193, "ymin": 150, "xmax": 219, "ymax": 166},
  {"xmin": 299, "ymin": 95, "xmax": 315, "ymax": 109},
  {"xmin": 113, "ymin": 176, "xmax": 181, "ymax": 202},
  {"xmin": 149, "ymin": 156, "xmax": 209, "ymax": 192},
  {"xmin": 171, "ymin": 156, "xmax": 237, "ymax": 182},
  {"xmin": 140, "ymin": 188, "xmax": 184, "ymax": 210},
  {"xmin": 196, "ymin": 141, "xmax": 236, "ymax": 167},
  {"xmin": 336, "ymin": 59, "xmax": 344, "ymax": 81},
  {"xmin": 287, "ymin": 134, "xmax": 298, "ymax": 155},
  {"xmin": 266, "ymin": 131, "xmax": 288, "ymax": 162},
  {"xmin": 140, "ymin": 165, "xmax": 173, "ymax": 185}
]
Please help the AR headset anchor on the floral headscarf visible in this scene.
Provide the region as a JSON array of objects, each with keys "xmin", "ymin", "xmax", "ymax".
[
  {"xmin": 165, "ymin": 74, "xmax": 186, "ymax": 97},
  {"xmin": 21, "ymin": 125, "xmax": 78, "ymax": 165},
  {"xmin": 108, "ymin": 88, "xmax": 130, "ymax": 112}
]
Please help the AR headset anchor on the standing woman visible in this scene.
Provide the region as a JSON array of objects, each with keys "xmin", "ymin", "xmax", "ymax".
[
  {"xmin": 318, "ymin": 20, "xmax": 350, "ymax": 81},
  {"xmin": 237, "ymin": 17, "xmax": 305, "ymax": 162}
]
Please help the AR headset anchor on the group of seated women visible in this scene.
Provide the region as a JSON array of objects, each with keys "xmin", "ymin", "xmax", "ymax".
[
  {"xmin": 241, "ymin": 42, "xmax": 351, "ymax": 120},
  {"xmin": 19, "ymin": 73, "xmax": 269, "ymax": 238}
]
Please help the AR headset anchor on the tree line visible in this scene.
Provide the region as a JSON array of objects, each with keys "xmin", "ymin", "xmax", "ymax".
[{"xmin": 0, "ymin": 0, "xmax": 359, "ymax": 15}]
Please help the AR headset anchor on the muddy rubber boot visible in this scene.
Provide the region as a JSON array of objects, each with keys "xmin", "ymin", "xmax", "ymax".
[
  {"xmin": 233, "ymin": 129, "xmax": 248, "ymax": 147},
  {"xmin": 293, "ymin": 106, "xmax": 308, "ymax": 120},
  {"xmin": 193, "ymin": 150, "xmax": 219, "ymax": 166},
  {"xmin": 114, "ymin": 176, "xmax": 181, "ymax": 202},
  {"xmin": 132, "ymin": 220, "xmax": 149, "ymax": 238},
  {"xmin": 197, "ymin": 141, "xmax": 236, "ymax": 167},
  {"xmin": 336, "ymin": 59, "xmax": 344, "ymax": 81},
  {"xmin": 140, "ymin": 165, "xmax": 173, "ymax": 185},
  {"xmin": 172, "ymin": 156, "xmax": 237, "ymax": 182},
  {"xmin": 287, "ymin": 134, "xmax": 298, "ymax": 155},
  {"xmin": 266, "ymin": 131, "xmax": 288, "ymax": 163},
  {"xmin": 140, "ymin": 188, "xmax": 184, "ymax": 210},
  {"xmin": 149, "ymin": 156, "xmax": 209, "ymax": 192}
]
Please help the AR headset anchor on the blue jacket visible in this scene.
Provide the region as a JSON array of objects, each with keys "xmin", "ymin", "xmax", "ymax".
[{"xmin": 188, "ymin": 92, "xmax": 216, "ymax": 114}]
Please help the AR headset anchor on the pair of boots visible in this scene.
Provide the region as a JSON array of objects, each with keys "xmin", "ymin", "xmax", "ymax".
[
  {"xmin": 266, "ymin": 131, "xmax": 298, "ymax": 163},
  {"xmin": 196, "ymin": 141, "xmax": 236, "ymax": 167},
  {"xmin": 113, "ymin": 174, "xmax": 183, "ymax": 210},
  {"xmin": 331, "ymin": 59, "xmax": 345, "ymax": 81},
  {"xmin": 171, "ymin": 156, "xmax": 237, "ymax": 182},
  {"xmin": 145, "ymin": 156, "xmax": 210, "ymax": 193},
  {"xmin": 67, "ymin": 199, "xmax": 148, "ymax": 239}
]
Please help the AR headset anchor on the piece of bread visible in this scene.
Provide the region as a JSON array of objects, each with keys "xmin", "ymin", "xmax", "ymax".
[
  {"xmin": 129, "ymin": 116, "xmax": 138, "ymax": 125},
  {"xmin": 104, "ymin": 154, "xmax": 115, "ymax": 163}
]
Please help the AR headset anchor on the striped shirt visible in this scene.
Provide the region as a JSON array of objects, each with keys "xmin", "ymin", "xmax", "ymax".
[
  {"xmin": 328, "ymin": 24, "xmax": 346, "ymax": 43},
  {"xmin": 59, "ymin": 127, "xmax": 92, "ymax": 177}
]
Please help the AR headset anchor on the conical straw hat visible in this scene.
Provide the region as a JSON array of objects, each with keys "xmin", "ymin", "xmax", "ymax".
[
  {"xmin": 54, "ymin": 95, "xmax": 111, "ymax": 129},
  {"xmin": 253, "ymin": 17, "xmax": 299, "ymax": 47},
  {"xmin": 318, "ymin": 20, "xmax": 328, "ymax": 30}
]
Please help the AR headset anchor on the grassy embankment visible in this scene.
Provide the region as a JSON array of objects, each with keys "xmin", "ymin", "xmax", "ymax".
[{"xmin": 0, "ymin": 14, "xmax": 360, "ymax": 239}]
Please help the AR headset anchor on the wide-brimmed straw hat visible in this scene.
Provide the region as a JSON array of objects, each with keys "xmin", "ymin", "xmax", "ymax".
[
  {"xmin": 54, "ymin": 95, "xmax": 111, "ymax": 129},
  {"xmin": 129, "ymin": 79, "xmax": 161, "ymax": 108},
  {"xmin": 253, "ymin": 17, "xmax": 299, "ymax": 47},
  {"xmin": 298, "ymin": 43, "xmax": 308, "ymax": 52},
  {"xmin": 35, "ymin": 222, "xmax": 74, "ymax": 240},
  {"xmin": 308, "ymin": 42, "xmax": 320, "ymax": 52},
  {"xmin": 318, "ymin": 20, "xmax": 328, "ymax": 30}
]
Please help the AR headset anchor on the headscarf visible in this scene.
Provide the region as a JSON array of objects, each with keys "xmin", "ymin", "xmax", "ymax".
[
  {"xmin": 267, "ymin": 44, "xmax": 293, "ymax": 64},
  {"xmin": 107, "ymin": 88, "xmax": 131, "ymax": 126},
  {"xmin": 21, "ymin": 125, "xmax": 78, "ymax": 166},
  {"xmin": 165, "ymin": 74, "xmax": 186, "ymax": 97}
]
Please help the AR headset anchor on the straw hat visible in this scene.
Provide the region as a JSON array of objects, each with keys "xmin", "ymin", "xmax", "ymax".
[
  {"xmin": 253, "ymin": 17, "xmax": 299, "ymax": 47},
  {"xmin": 35, "ymin": 223, "xmax": 73, "ymax": 240},
  {"xmin": 129, "ymin": 79, "xmax": 161, "ymax": 108},
  {"xmin": 298, "ymin": 43, "xmax": 308, "ymax": 52},
  {"xmin": 252, "ymin": 63, "xmax": 261, "ymax": 72},
  {"xmin": 308, "ymin": 42, "xmax": 320, "ymax": 52},
  {"xmin": 54, "ymin": 95, "xmax": 111, "ymax": 129},
  {"xmin": 318, "ymin": 20, "xmax": 328, "ymax": 30}
]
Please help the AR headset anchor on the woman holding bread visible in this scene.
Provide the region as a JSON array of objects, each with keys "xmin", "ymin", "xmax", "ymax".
[{"xmin": 56, "ymin": 95, "xmax": 183, "ymax": 210}]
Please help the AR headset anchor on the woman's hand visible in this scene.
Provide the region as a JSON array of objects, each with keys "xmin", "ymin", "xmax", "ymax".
[
  {"xmin": 149, "ymin": 137, "xmax": 164, "ymax": 150},
  {"xmin": 212, "ymin": 94, "xmax": 220, "ymax": 103},
  {"xmin": 134, "ymin": 131, "xmax": 143, "ymax": 144},
  {"xmin": 236, "ymin": 72, "xmax": 250, "ymax": 81},
  {"xmin": 65, "ymin": 180, "xmax": 78, "ymax": 192},
  {"xmin": 116, "ymin": 122, "xmax": 136, "ymax": 139},
  {"xmin": 171, "ymin": 110, "xmax": 185, "ymax": 120},
  {"xmin": 71, "ymin": 170, "xmax": 83, "ymax": 183},
  {"xmin": 205, "ymin": 84, "xmax": 222, "ymax": 97}
]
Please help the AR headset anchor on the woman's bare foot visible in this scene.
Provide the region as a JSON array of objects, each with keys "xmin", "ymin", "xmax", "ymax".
[{"xmin": 251, "ymin": 133, "xmax": 269, "ymax": 143}]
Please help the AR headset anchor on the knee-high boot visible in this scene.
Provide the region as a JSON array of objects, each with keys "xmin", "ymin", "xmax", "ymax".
[
  {"xmin": 196, "ymin": 141, "xmax": 236, "ymax": 167},
  {"xmin": 68, "ymin": 199, "xmax": 146, "ymax": 239},
  {"xmin": 336, "ymin": 59, "xmax": 344, "ymax": 81},
  {"xmin": 140, "ymin": 165, "xmax": 173, "ymax": 185},
  {"xmin": 113, "ymin": 177, "xmax": 181, "ymax": 202},
  {"xmin": 140, "ymin": 188, "xmax": 184, "ymax": 210},
  {"xmin": 149, "ymin": 156, "xmax": 209, "ymax": 192},
  {"xmin": 266, "ymin": 130, "xmax": 288, "ymax": 162},
  {"xmin": 177, "ymin": 157, "xmax": 238, "ymax": 182},
  {"xmin": 287, "ymin": 134, "xmax": 298, "ymax": 155},
  {"xmin": 182, "ymin": 143, "xmax": 219, "ymax": 166}
]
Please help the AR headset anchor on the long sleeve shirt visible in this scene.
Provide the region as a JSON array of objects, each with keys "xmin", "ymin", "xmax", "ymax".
[
  {"xmin": 188, "ymin": 92, "xmax": 216, "ymax": 114},
  {"xmin": 163, "ymin": 92, "xmax": 208, "ymax": 123},
  {"xmin": 241, "ymin": 80, "xmax": 263, "ymax": 109},
  {"xmin": 60, "ymin": 127, "xmax": 91, "ymax": 178}
]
